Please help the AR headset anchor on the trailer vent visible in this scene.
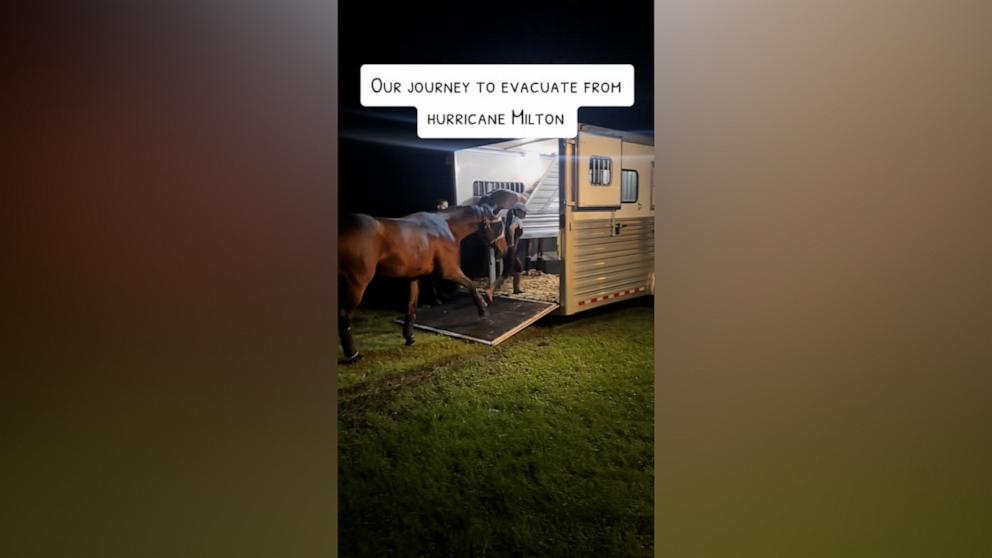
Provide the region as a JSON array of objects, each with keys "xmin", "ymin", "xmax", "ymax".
[
  {"xmin": 472, "ymin": 181, "xmax": 525, "ymax": 196},
  {"xmin": 589, "ymin": 156, "xmax": 613, "ymax": 185}
]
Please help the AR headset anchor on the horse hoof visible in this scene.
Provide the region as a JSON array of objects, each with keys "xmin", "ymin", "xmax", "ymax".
[
  {"xmin": 405, "ymin": 338, "xmax": 415, "ymax": 346},
  {"xmin": 342, "ymin": 351, "xmax": 361, "ymax": 364}
]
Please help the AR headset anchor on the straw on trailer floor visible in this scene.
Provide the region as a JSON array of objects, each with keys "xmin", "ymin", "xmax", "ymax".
[{"xmin": 473, "ymin": 269, "xmax": 560, "ymax": 304}]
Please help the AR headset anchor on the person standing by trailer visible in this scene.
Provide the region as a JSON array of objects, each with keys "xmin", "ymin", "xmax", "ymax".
[{"xmin": 496, "ymin": 203, "xmax": 528, "ymax": 294}]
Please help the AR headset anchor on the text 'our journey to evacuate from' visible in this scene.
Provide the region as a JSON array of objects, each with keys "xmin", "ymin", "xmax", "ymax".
[{"xmin": 369, "ymin": 79, "xmax": 624, "ymax": 95}]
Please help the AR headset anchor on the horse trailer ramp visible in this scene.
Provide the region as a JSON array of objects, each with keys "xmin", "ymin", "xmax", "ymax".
[{"xmin": 398, "ymin": 294, "xmax": 557, "ymax": 346}]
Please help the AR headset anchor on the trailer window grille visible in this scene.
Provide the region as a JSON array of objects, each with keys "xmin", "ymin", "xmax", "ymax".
[
  {"xmin": 472, "ymin": 181, "xmax": 524, "ymax": 196},
  {"xmin": 621, "ymin": 169, "xmax": 638, "ymax": 203},
  {"xmin": 589, "ymin": 156, "xmax": 613, "ymax": 185}
]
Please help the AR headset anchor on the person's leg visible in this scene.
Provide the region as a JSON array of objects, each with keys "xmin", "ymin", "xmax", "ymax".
[{"xmin": 512, "ymin": 252, "xmax": 524, "ymax": 294}]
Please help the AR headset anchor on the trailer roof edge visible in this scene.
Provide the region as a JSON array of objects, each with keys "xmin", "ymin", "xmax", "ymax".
[
  {"xmin": 577, "ymin": 123, "xmax": 654, "ymax": 146},
  {"xmin": 453, "ymin": 124, "xmax": 653, "ymax": 153}
]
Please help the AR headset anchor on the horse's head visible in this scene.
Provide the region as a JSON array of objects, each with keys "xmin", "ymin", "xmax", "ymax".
[
  {"xmin": 477, "ymin": 204, "xmax": 507, "ymax": 257},
  {"xmin": 504, "ymin": 203, "xmax": 528, "ymax": 249}
]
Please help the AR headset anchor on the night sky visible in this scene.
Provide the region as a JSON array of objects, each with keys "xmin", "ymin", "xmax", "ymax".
[{"xmin": 339, "ymin": 0, "xmax": 654, "ymax": 217}]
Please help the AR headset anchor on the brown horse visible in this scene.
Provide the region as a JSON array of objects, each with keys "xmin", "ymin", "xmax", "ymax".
[
  {"xmin": 479, "ymin": 189, "xmax": 529, "ymax": 211},
  {"xmin": 338, "ymin": 205, "xmax": 506, "ymax": 362}
]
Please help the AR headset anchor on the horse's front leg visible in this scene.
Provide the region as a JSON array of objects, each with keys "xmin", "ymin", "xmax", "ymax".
[
  {"xmin": 441, "ymin": 267, "xmax": 488, "ymax": 318},
  {"xmin": 485, "ymin": 247, "xmax": 496, "ymax": 304},
  {"xmin": 403, "ymin": 279, "xmax": 419, "ymax": 345},
  {"xmin": 496, "ymin": 243, "xmax": 514, "ymax": 291}
]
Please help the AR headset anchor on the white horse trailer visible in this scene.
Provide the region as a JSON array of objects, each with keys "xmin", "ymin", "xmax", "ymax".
[
  {"xmin": 406, "ymin": 124, "xmax": 654, "ymax": 345},
  {"xmin": 453, "ymin": 124, "xmax": 655, "ymax": 317}
]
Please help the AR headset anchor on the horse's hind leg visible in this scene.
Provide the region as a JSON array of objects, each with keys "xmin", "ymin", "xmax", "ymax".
[
  {"xmin": 338, "ymin": 277, "xmax": 365, "ymax": 363},
  {"xmin": 428, "ymin": 277, "xmax": 444, "ymax": 305},
  {"xmin": 403, "ymin": 279, "xmax": 419, "ymax": 345}
]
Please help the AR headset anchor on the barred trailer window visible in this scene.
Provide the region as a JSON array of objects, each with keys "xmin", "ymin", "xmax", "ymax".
[
  {"xmin": 472, "ymin": 181, "xmax": 524, "ymax": 196},
  {"xmin": 621, "ymin": 169, "xmax": 638, "ymax": 203},
  {"xmin": 589, "ymin": 156, "xmax": 613, "ymax": 186}
]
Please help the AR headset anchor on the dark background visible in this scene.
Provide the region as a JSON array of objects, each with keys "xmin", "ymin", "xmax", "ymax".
[{"xmin": 338, "ymin": 0, "xmax": 654, "ymax": 217}]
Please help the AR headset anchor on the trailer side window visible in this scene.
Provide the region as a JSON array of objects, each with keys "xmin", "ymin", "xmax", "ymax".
[
  {"xmin": 472, "ymin": 181, "xmax": 524, "ymax": 196},
  {"xmin": 621, "ymin": 169, "xmax": 638, "ymax": 203},
  {"xmin": 589, "ymin": 156, "xmax": 613, "ymax": 185}
]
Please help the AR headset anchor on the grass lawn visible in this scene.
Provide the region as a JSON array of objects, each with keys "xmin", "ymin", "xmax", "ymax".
[{"xmin": 338, "ymin": 299, "xmax": 654, "ymax": 557}]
